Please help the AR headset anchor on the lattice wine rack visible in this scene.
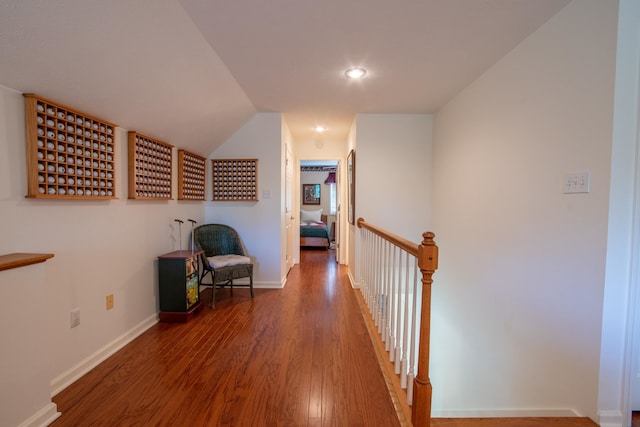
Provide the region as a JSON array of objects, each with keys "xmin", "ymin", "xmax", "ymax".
[
  {"xmin": 128, "ymin": 131, "xmax": 173, "ymax": 200},
  {"xmin": 211, "ymin": 159, "xmax": 258, "ymax": 201},
  {"xmin": 24, "ymin": 94, "xmax": 117, "ymax": 199},
  {"xmin": 177, "ymin": 149, "xmax": 206, "ymax": 201}
]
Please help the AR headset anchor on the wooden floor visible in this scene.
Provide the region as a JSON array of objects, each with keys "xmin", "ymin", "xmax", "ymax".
[
  {"xmin": 51, "ymin": 248, "xmax": 600, "ymax": 427},
  {"xmin": 52, "ymin": 249, "xmax": 400, "ymax": 426}
]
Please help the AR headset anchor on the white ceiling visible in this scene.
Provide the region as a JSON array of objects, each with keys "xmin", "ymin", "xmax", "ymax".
[{"xmin": 0, "ymin": 0, "xmax": 570, "ymax": 155}]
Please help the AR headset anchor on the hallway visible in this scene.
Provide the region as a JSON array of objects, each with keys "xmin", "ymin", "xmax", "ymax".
[{"xmin": 50, "ymin": 247, "xmax": 601, "ymax": 426}]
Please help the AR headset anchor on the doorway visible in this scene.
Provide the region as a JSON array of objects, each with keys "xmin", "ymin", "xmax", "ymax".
[{"xmin": 299, "ymin": 160, "xmax": 339, "ymax": 263}]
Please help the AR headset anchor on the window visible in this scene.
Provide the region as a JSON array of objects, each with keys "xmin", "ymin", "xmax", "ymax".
[{"xmin": 329, "ymin": 183, "xmax": 336, "ymax": 214}]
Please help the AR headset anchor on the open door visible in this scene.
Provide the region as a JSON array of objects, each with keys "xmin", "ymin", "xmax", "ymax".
[
  {"xmin": 335, "ymin": 160, "xmax": 341, "ymax": 263},
  {"xmin": 285, "ymin": 144, "xmax": 295, "ymax": 272}
]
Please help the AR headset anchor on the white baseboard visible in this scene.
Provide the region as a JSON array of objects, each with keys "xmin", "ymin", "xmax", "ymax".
[
  {"xmin": 348, "ymin": 270, "xmax": 360, "ymax": 289},
  {"xmin": 598, "ymin": 409, "xmax": 624, "ymax": 427},
  {"xmin": 431, "ymin": 408, "xmax": 581, "ymax": 418},
  {"xmin": 254, "ymin": 280, "xmax": 285, "ymax": 289},
  {"xmin": 50, "ymin": 313, "xmax": 158, "ymax": 396},
  {"xmin": 17, "ymin": 402, "xmax": 60, "ymax": 427}
]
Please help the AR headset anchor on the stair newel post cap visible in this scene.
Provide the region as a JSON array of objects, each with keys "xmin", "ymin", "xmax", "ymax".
[{"xmin": 418, "ymin": 232, "xmax": 438, "ymax": 271}]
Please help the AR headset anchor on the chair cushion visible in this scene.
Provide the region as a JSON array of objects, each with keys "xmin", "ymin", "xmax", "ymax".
[{"xmin": 207, "ymin": 254, "xmax": 251, "ymax": 269}]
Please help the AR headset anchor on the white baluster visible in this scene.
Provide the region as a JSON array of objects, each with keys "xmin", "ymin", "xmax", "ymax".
[
  {"xmin": 364, "ymin": 229, "xmax": 371, "ymax": 308},
  {"xmin": 400, "ymin": 253, "xmax": 411, "ymax": 389},
  {"xmin": 407, "ymin": 263, "xmax": 420, "ymax": 405},
  {"xmin": 394, "ymin": 249, "xmax": 404, "ymax": 374},
  {"xmin": 386, "ymin": 244, "xmax": 394, "ymax": 358}
]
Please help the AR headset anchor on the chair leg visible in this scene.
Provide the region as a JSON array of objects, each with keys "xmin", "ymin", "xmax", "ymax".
[
  {"xmin": 211, "ymin": 283, "xmax": 216, "ymax": 308},
  {"xmin": 249, "ymin": 274, "xmax": 254, "ymax": 298}
]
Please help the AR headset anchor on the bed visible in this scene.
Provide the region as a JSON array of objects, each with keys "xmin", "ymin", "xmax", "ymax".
[{"xmin": 300, "ymin": 210, "xmax": 330, "ymax": 248}]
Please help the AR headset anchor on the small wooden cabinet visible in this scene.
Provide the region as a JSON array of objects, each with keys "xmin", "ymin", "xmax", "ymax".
[{"xmin": 158, "ymin": 250, "xmax": 203, "ymax": 322}]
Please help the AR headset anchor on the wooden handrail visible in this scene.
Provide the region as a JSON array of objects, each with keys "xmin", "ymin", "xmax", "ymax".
[
  {"xmin": 0, "ymin": 253, "xmax": 54, "ymax": 271},
  {"xmin": 357, "ymin": 218, "xmax": 438, "ymax": 427},
  {"xmin": 357, "ymin": 217, "xmax": 419, "ymax": 257}
]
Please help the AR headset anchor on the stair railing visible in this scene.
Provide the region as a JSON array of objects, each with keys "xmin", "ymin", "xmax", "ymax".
[{"xmin": 357, "ymin": 218, "xmax": 438, "ymax": 427}]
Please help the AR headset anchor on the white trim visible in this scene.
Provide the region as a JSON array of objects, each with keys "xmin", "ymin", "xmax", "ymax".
[
  {"xmin": 598, "ymin": 409, "xmax": 624, "ymax": 427},
  {"xmin": 624, "ymin": 119, "xmax": 640, "ymax": 425},
  {"xmin": 201, "ymin": 280, "xmax": 284, "ymax": 292},
  {"xmin": 432, "ymin": 408, "xmax": 580, "ymax": 418},
  {"xmin": 254, "ymin": 280, "xmax": 285, "ymax": 289},
  {"xmin": 16, "ymin": 402, "xmax": 60, "ymax": 427},
  {"xmin": 348, "ymin": 269, "xmax": 361, "ymax": 289},
  {"xmin": 50, "ymin": 314, "xmax": 158, "ymax": 396},
  {"xmin": 600, "ymin": 1, "xmax": 640, "ymax": 424},
  {"xmin": 622, "ymin": 0, "xmax": 640, "ymax": 423}
]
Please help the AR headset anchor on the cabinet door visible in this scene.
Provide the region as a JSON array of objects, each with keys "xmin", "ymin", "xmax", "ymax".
[
  {"xmin": 159, "ymin": 259, "xmax": 188, "ymax": 312},
  {"xmin": 158, "ymin": 254, "xmax": 200, "ymax": 312},
  {"xmin": 186, "ymin": 273, "xmax": 199, "ymax": 308}
]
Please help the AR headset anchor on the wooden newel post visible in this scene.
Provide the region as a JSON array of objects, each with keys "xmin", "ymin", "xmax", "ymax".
[{"xmin": 412, "ymin": 232, "xmax": 438, "ymax": 427}]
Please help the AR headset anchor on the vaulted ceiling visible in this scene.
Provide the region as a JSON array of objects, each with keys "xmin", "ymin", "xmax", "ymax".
[{"xmin": 0, "ymin": 0, "xmax": 570, "ymax": 156}]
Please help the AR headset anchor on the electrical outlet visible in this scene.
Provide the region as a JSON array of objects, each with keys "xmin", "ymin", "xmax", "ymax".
[
  {"xmin": 106, "ymin": 294, "xmax": 114, "ymax": 310},
  {"xmin": 70, "ymin": 308, "xmax": 80, "ymax": 328}
]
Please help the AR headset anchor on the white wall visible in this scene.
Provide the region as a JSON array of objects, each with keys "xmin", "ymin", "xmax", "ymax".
[
  {"xmin": 0, "ymin": 262, "xmax": 59, "ymax": 427},
  {"xmin": 205, "ymin": 113, "xmax": 284, "ymax": 287},
  {"xmin": 431, "ymin": 0, "xmax": 617, "ymax": 420},
  {"xmin": 353, "ymin": 114, "xmax": 433, "ymax": 284},
  {"xmin": 0, "ymin": 84, "xmax": 205, "ymax": 424}
]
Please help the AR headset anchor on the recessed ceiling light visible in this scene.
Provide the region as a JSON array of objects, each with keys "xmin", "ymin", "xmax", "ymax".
[
  {"xmin": 345, "ymin": 67, "xmax": 367, "ymax": 79},
  {"xmin": 314, "ymin": 126, "xmax": 327, "ymax": 133}
]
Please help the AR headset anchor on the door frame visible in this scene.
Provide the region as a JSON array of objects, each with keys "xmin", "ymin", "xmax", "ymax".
[{"xmin": 297, "ymin": 158, "xmax": 342, "ymax": 263}]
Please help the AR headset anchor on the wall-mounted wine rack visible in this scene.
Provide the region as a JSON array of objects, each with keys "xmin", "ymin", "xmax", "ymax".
[
  {"xmin": 128, "ymin": 131, "xmax": 173, "ymax": 200},
  {"xmin": 177, "ymin": 149, "xmax": 206, "ymax": 201},
  {"xmin": 24, "ymin": 94, "xmax": 117, "ymax": 199},
  {"xmin": 211, "ymin": 159, "xmax": 258, "ymax": 202}
]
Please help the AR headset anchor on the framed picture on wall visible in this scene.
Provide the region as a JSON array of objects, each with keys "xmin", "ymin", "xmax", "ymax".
[
  {"xmin": 303, "ymin": 184, "xmax": 321, "ymax": 205},
  {"xmin": 347, "ymin": 150, "xmax": 355, "ymax": 224}
]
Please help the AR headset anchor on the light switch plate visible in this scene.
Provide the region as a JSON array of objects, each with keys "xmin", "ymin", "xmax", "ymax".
[{"xmin": 564, "ymin": 171, "xmax": 590, "ymax": 194}]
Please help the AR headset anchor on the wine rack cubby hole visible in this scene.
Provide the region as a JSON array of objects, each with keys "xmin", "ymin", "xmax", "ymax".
[
  {"xmin": 211, "ymin": 159, "xmax": 258, "ymax": 202},
  {"xmin": 128, "ymin": 131, "xmax": 173, "ymax": 200},
  {"xmin": 24, "ymin": 94, "xmax": 117, "ymax": 199},
  {"xmin": 178, "ymin": 150, "xmax": 206, "ymax": 201}
]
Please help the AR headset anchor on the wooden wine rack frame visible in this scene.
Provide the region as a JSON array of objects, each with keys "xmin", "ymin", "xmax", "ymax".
[
  {"xmin": 128, "ymin": 131, "xmax": 173, "ymax": 200},
  {"xmin": 178, "ymin": 150, "xmax": 206, "ymax": 201},
  {"xmin": 211, "ymin": 159, "xmax": 258, "ymax": 202},
  {"xmin": 24, "ymin": 94, "xmax": 117, "ymax": 199}
]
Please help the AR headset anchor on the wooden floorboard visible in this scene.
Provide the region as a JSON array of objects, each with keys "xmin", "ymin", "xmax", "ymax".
[{"xmin": 51, "ymin": 248, "xmax": 601, "ymax": 427}]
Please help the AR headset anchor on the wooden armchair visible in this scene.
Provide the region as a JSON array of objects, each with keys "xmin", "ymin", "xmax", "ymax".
[{"xmin": 193, "ymin": 224, "xmax": 254, "ymax": 307}]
